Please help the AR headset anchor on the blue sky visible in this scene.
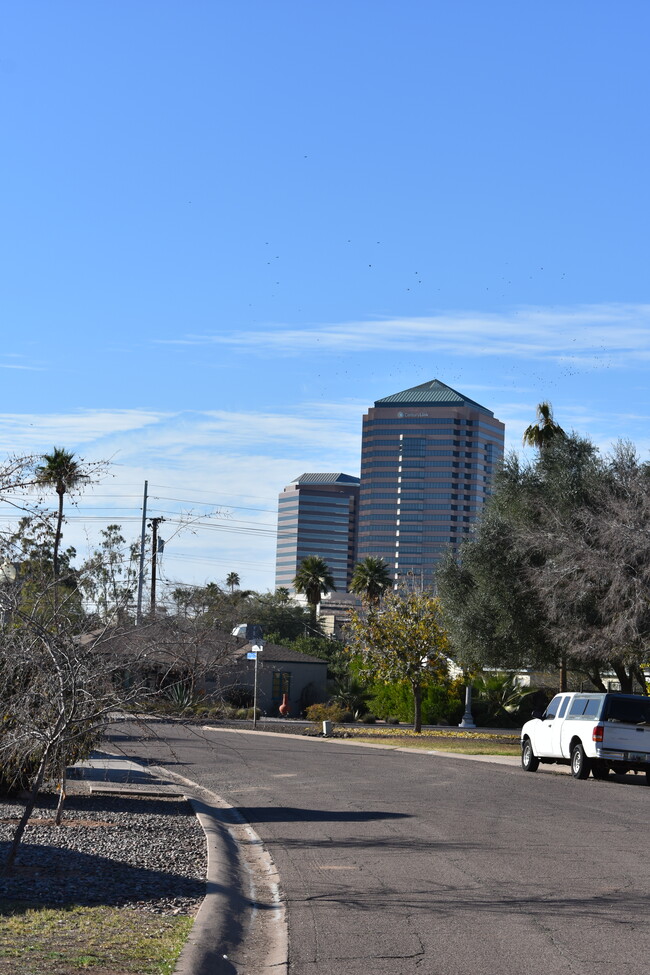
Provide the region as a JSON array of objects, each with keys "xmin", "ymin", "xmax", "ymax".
[{"xmin": 2, "ymin": 1, "xmax": 650, "ymax": 593}]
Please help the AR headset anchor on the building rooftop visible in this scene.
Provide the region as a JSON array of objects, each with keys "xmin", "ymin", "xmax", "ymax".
[
  {"xmin": 375, "ymin": 379, "xmax": 494, "ymax": 416},
  {"xmin": 240, "ymin": 640, "xmax": 328, "ymax": 666},
  {"xmin": 291, "ymin": 473, "xmax": 360, "ymax": 486}
]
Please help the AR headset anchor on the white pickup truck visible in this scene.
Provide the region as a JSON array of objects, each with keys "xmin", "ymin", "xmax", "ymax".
[{"xmin": 520, "ymin": 691, "xmax": 650, "ymax": 782}]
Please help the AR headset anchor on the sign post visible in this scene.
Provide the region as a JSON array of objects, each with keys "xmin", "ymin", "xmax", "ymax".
[{"xmin": 248, "ymin": 644, "xmax": 264, "ymax": 729}]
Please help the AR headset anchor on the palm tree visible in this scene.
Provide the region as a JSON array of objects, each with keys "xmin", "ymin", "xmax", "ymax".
[
  {"xmin": 522, "ymin": 402, "xmax": 566, "ymax": 451},
  {"xmin": 350, "ymin": 556, "xmax": 392, "ymax": 607},
  {"xmin": 293, "ymin": 555, "xmax": 335, "ymax": 622},
  {"xmin": 226, "ymin": 572, "xmax": 240, "ymax": 593},
  {"xmin": 35, "ymin": 448, "xmax": 86, "ymax": 578}
]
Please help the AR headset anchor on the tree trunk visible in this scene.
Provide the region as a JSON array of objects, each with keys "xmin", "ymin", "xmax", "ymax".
[
  {"xmin": 611, "ymin": 661, "xmax": 633, "ymax": 694},
  {"xmin": 583, "ymin": 666, "xmax": 607, "ymax": 692},
  {"xmin": 53, "ymin": 488, "xmax": 64, "ymax": 579},
  {"xmin": 559, "ymin": 653, "xmax": 568, "ymax": 692},
  {"xmin": 633, "ymin": 665, "xmax": 648, "ymax": 695},
  {"xmin": 4, "ymin": 745, "xmax": 51, "ymax": 872},
  {"xmin": 54, "ymin": 769, "xmax": 67, "ymax": 826},
  {"xmin": 412, "ymin": 680, "xmax": 422, "ymax": 733}
]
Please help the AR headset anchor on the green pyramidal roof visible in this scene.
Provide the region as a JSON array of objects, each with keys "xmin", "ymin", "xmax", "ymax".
[{"xmin": 375, "ymin": 379, "xmax": 493, "ymax": 416}]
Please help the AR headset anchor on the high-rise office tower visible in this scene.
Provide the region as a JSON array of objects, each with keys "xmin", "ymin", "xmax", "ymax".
[
  {"xmin": 356, "ymin": 379, "xmax": 505, "ymax": 588},
  {"xmin": 275, "ymin": 473, "xmax": 360, "ymax": 593}
]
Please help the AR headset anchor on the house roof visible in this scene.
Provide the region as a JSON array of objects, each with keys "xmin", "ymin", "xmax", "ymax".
[
  {"xmin": 374, "ymin": 379, "xmax": 494, "ymax": 416},
  {"xmin": 240, "ymin": 640, "xmax": 327, "ymax": 666},
  {"xmin": 291, "ymin": 472, "xmax": 360, "ymax": 486}
]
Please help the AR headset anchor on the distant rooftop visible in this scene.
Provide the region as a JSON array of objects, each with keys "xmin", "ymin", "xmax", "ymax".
[
  {"xmin": 375, "ymin": 379, "xmax": 494, "ymax": 416},
  {"xmin": 291, "ymin": 473, "xmax": 360, "ymax": 486}
]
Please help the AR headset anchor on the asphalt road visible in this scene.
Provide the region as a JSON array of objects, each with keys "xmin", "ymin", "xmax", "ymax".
[{"xmin": 109, "ymin": 722, "xmax": 650, "ymax": 975}]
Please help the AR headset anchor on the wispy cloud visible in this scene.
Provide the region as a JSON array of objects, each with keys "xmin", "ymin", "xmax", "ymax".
[
  {"xmin": 0, "ymin": 410, "xmax": 167, "ymax": 454},
  {"xmin": 0, "ymin": 353, "xmax": 44, "ymax": 372},
  {"xmin": 156, "ymin": 304, "xmax": 650, "ymax": 366}
]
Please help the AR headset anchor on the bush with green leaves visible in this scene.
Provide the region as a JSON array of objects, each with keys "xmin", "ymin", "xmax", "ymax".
[
  {"xmin": 305, "ymin": 702, "xmax": 346, "ymax": 724},
  {"xmin": 471, "ymin": 672, "xmax": 535, "ymax": 727},
  {"xmin": 368, "ymin": 680, "xmax": 464, "ymax": 726}
]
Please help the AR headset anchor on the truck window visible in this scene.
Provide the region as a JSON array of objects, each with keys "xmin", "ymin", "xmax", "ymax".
[
  {"xmin": 605, "ymin": 697, "xmax": 650, "ymax": 724},
  {"xmin": 568, "ymin": 697, "xmax": 588, "ymax": 717},
  {"xmin": 557, "ymin": 696, "xmax": 569, "ymax": 718},
  {"xmin": 583, "ymin": 698, "xmax": 601, "ymax": 717},
  {"xmin": 543, "ymin": 695, "xmax": 563, "ymax": 720}
]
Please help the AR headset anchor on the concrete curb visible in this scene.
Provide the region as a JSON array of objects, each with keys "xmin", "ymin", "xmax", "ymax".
[
  {"xmin": 145, "ymin": 763, "xmax": 288, "ymax": 975},
  {"xmin": 173, "ymin": 795, "xmax": 242, "ymax": 975},
  {"xmin": 80, "ymin": 752, "xmax": 288, "ymax": 975}
]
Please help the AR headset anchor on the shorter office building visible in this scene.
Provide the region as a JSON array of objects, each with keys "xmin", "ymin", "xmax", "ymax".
[{"xmin": 275, "ymin": 472, "xmax": 360, "ymax": 593}]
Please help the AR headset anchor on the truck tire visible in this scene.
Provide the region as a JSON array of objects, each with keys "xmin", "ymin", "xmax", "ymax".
[
  {"xmin": 521, "ymin": 738, "xmax": 539, "ymax": 772},
  {"xmin": 571, "ymin": 742, "xmax": 590, "ymax": 779}
]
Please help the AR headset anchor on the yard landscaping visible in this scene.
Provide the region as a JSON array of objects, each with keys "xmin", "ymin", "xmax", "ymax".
[{"xmin": 0, "ymin": 792, "xmax": 206, "ymax": 975}]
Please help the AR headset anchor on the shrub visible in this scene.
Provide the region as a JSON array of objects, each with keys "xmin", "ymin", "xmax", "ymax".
[
  {"xmin": 305, "ymin": 702, "xmax": 346, "ymax": 724},
  {"xmin": 368, "ymin": 681, "xmax": 464, "ymax": 726},
  {"xmin": 387, "ymin": 716, "xmax": 400, "ymax": 725},
  {"xmin": 360, "ymin": 713, "xmax": 377, "ymax": 724}
]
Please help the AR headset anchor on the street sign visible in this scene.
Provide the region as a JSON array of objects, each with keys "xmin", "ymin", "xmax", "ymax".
[{"xmin": 246, "ymin": 652, "xmax": 258, "ymax": 659}]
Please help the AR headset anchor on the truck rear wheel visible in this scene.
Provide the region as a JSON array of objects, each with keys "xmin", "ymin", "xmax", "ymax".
[
  {"xmin": 521, "ymin": 738, "xmax": 539, "ymax": 772},
  {"xmin": 571, "ymin": 742, "xmax": 590, "ymax": 779}
]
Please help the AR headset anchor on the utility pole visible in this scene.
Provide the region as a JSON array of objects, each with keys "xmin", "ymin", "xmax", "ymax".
[
  {"xmin": 149, "ymin": 516, "xmax": 165, "ymax": 617},
  {"xmin": 136, "ymin": 480, "xmax": 148, "ymax": 626}
]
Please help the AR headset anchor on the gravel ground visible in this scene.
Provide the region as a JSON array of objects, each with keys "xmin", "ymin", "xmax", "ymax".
[{"xmin": 0, "ymin": 793, "xmax": 207, "ymax": 916}]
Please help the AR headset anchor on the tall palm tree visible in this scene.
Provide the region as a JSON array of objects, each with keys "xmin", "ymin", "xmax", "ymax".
[
  {"xmin": 350, "ymin": 556, "xmax": 392, "ymax": 607},
  {"xmin": 226, "ymin": 571, "xmax": 240, "ymax": 593},
  {"xmin": 293, "ymin": 555, "xmax": 335, "ymax": 622},
  {"xmin": 35, "ymin": 448, "xmax": 86, "ymax": 578},
  {"xmin": 522, "ymin": 402, "xmax": 566, "ymax": 451}
]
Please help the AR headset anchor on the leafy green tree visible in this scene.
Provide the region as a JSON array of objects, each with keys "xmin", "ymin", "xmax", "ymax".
[
  {"xmin": 293, "ymin": 555, "xmax": 336, "ymax": 623},
  {"xmin": 287, "ymin": 633, "xmax": 347, "ymax": 678},
  {"xmin": 35, "ymin": 448, "xmax": 88, "ymax": 578},
  {"xmin": 242, "ymin": 591, "xmax": 313, "ymax": 643},
  {"xmin": 345, "ymin": 589, "xmax": 450, "ymax": 732},
  {"xmin": 350, "ymin": 556, "xmax": 392, "ymax": 606},
  {"xmin": 438, "ymin": 435, "xmax": 650, "ymax": 694}
]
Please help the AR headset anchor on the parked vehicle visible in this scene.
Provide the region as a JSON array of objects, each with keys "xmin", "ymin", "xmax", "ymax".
[{"xmin": 521, "ymin": 692, "xmax": 650, "ymax": 782}]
